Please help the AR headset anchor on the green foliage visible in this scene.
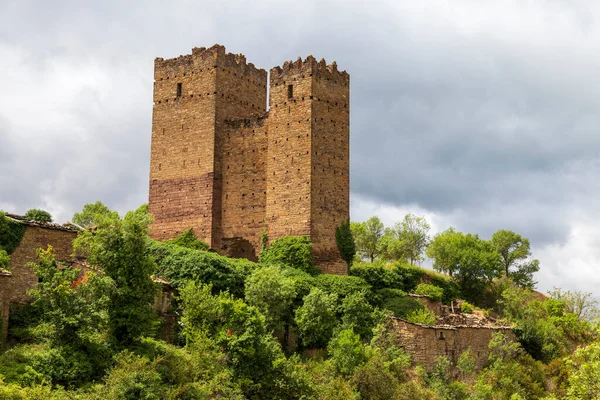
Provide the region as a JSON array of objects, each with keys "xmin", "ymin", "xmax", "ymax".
[
  {"xmin": 245, "ymin": 265, "xmax": 296, "ymax": 331},
  {"xmin": 0, "ymin": 249, "xmax": 9, "ymax": 271},
  {"xmin": 382, "ymin": 214, "xmax": 430, "ymax": 265},
  {"xmin": 565, "ymin": 340, "xmax": 600, "ymax": 400},
  {"xmin": 295, "ymin": 288, "xmax": 338, "ymax": 347},
  {"xmin": 335, "ymin": 219, "xmax": 356, "ymax": 271},
  {"xmin": 350, "ymin": 261, "xmax": 404, "ymax": 291},
  {"xmin": 328, "ymin": 328, "xmax": 367, "ymax": 376},
  {"xmin": 414, "ymin": 283, "xmax": 444, "ymax": 301},
  {"xmin": 149, "ymin": 240, "xmax": 257, "ymax": 298},
  {"xmin": 491, "ymin": 229, "xmax": 539, "ymax": 288},
  {"xmin": 405, "ymin": 308, "xmax": 436, "ymax": 326},
  {"xmin": 73, "ymin": 208, "xmax": 158, "ymax": 347},
  {"xmin": 315, "ymin": 273, "xmax": 372, "ymax": 302},
  {"xmin": 340, "ymin": 291, "xmax": 377, "ymax": 339},
  {"xmin": 461, "ymin": 301, "xmax": 474, "ymax": 314},
  {"xmin": 23, "ymin": 209, "xmax": 53, "ymax": 223},
  {"xmin": 0, "ymin": 211, "xmax": 27, "ymax": 254},
  {"xmin": 72, "ymin": 201, "xmax": 119, "ymax": 228},
  {"xmin": 97, "ymin": 351, "xmax": 163, "ymax": 399},
  {"xmin": 457, "ymin": 348, "xmax": 476, "ymax": 376},
  {"xmin": 165, "ymin": 228, "xmax": 209, "ymax": 251},
  {"xmin": 259, "ymin": 235, "xmax": 319, "ymax": 275},
  {"xmin": 351, "ymin": 216, "xmax": 385, "ymax": 262},
  {"xmin": 549, "ymin": 288, "xmax": 600, "ymax": 322},
  {"xmin": 377, "ymin": 288, "xmax": 425, "ymax": 318}
]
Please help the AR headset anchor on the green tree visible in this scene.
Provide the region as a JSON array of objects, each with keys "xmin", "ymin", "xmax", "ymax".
[
  {"xmin": 340, "ymin": 291, "xmax": 377, "ymax": 339},
  {"xmin": 328, "ymin": 328, "xmax": 367, "ymax": 376},
  {"xmin": 73, "ymin": 207, "xmax": 157, "ymax": 347},
  {"xmin": 351, "ymin": 216, "xmax": 385, "ymax": 262},
  {"xmin": 72, "ymin": 201, "xmax": 119, "ymax": 228},
  {"xmin": 245, "ymin": 265, "xmax": 296, "ymax": 332},
  {"xmin": 491, "ymin": 229, "xmax": 540, "ymax": 288},
  {"xmin": 24, "ymin": 209, "xmax": 53, "ymax": 223},
  {"xmin": 565, "ymin": 340, "xmax": 600, "ymax": 400},
  {"xmin": 335, "ymin": 219, "xmax": 356, "ymax": 272},
  {"xmin": 396, "ymin": 214, "xmax": 430, "ymax": 265},
  {"xmin": 295, "ymin": 287, "xmax": 338, "ymax": 347},
  {"xmin": 548, "ymin": 288, "xmax": 600, "ymax": 322},
  {"xmin": 259, "ymin": 235, "xmax": 318, "ymax": 275}
]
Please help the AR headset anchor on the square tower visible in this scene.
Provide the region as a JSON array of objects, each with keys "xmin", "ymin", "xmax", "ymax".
[{"xmin": 148, "ymin": 45, "xmax": 349, "ymax": 274}]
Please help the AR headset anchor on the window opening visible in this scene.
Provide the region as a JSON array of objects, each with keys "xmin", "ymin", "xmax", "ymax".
[
  {"xmin": 287, "ymin": 84, "xmax": 293, "ymax": 99},
  {"xmin": 176, "ymin": 82, "xmax": 182, "ymax": 97}
]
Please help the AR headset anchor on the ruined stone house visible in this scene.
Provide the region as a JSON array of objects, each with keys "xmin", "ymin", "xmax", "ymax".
[{"xmin": 148, "ymin": 44, "xmax": 350, "ymax": 274}]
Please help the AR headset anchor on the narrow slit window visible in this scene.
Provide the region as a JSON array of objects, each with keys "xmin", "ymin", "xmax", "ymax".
[
  {"xmin": 287, "ymin": 84, "xmax": 293, "ymax": 99},
  {"xmin": 176, "ymin": 82, "xmax": 182, "ymax": 97}
]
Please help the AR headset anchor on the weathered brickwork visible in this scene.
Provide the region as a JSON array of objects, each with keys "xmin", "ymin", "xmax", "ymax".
[
  {"xmin": 7, "ymin": 225, "xmax": 78, "ymax": 304},
  {"xmin": 0, "ymin": 272, "xmax": 11, "ymax": 343},
  {"xmin": 149, "ymin": 45, "xmax": 350, "ymax": 274},
  {"xmin": 391, "ymin": 318, "xmax": 515, "ymax": 370}
]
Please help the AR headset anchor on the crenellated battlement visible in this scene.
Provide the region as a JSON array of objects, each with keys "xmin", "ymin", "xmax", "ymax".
[
  {"xmin": 269, "ymin": 55, "xmax": 349, "ymax": 85},
  {"xmin": 154, "ymin": 44, "xmax": 266, "ymax": 83}
]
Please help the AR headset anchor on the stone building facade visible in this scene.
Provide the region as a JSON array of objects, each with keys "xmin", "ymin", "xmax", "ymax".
[
  {"xmin": 148, "ymin": 44, "xmax": 350, "ymax": 274},
  {"xmin": 391, "ymin": 318, "xmax": 515, "ymax": 370}
]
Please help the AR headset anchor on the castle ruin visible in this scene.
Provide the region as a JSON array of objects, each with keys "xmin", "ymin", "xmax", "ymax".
[{"xmin": 148, "ymin": 45, "xmax": 350, "ymax": 274}]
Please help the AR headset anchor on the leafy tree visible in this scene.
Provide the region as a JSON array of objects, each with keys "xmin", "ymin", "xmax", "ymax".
[
  {"xmin": 351, "ymin": 216, "xmax": 385, "ymax": 262},
  {"xmin": 295, "ymin": 288, "xmax": 338, "ymax": 347},
  {"xmin": 245, "ymin": 265, "xmax": 296, "ymax": 332},
  {"xmin": 166, "ymin": 228, "xmax": 209, "ymax": 251},
  {"xmin": 395, "ymin": 214, "xmax": 430, "ymax": 265},
  {"xmin": 548, "ymin": 288, "xmax": 600, "ymax": 322},
  {"xmin": 73, "ymin": 207, "xmax": 158, "ymax": 347},
  {"xmin": 427, "ymin": 228, "xmax": 502, "ymax": 302},
  {"xmin": 335, "ymin": 219, "xmax": 356, "ymax": 272},
  {"xmin": 414, "ymin": 283, "xmax": 444, "ymax": 302},
  {"xmin": 491, "ymin": 229, "xmax": 540, "ymax": 288},
  {"xmin": 259, "ymin": 235, "xmax": 318, "ymax": 275},
  {"xmin": 340, "ymin": 291, "xmax": 377, "ymax": 339},
  {"xmin": 405, "ymin": 308, "xmax": 436, "ymax": 326},
  {"xmin": 72, "ymin": 201, "xmax": 119, "ymax": 228},
  {"xmin": 565, "ymin": 340, "xmax": 600, "ymax": 400},
  {"xmin": 24, "ymin": 209, "xmax": 53, "ymax": 223},
  {"xmin": 328, "ymin": 328, "xmax": 367, "ymax": 376}
]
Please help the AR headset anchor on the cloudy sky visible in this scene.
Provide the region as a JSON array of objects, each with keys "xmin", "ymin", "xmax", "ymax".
[{"xmin": 1, "ymin": 0, "xmax": 599, "ymax": 294}]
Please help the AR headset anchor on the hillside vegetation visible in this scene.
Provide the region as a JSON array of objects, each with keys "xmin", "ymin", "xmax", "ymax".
[{"xmin": 1, "ymin": 205, "xmax": 599, "ymax": 399}]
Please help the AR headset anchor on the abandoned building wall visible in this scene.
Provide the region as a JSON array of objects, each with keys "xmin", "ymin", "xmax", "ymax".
[
  {"xmin": 7, "ymin": 225, "xmax": 78, "ymax": 304},
  {"xmin": 391, "ymin": 318, "xmax": 515, "ymax": 370},
  {"xmin": 0, "ymin": 272, "xmax": 11, "ymax": 343}
]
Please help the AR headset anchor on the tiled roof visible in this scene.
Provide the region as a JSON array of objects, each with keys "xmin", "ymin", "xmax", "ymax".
[{"xmin": 4, "ymin": 213, "xmax": 82, "ymax": 233}]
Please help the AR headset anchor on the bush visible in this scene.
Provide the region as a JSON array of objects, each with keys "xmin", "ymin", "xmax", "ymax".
[
  {"xmin": 295, "ymin": 288, "xmax": 338, "ymax": 348},
  {"xmin": 316, "ymin": 274, "xmax": 372, "ymax": 303},
  {"xmin": 414, "ymin": 283, "xmax": 444, "ymax": 302},
  {"xmin": 24, "ymin": 209, "xmax": 53, "ymax": 223},
  {"xmin": 340, "ymin": 291, "xmax": 377, "ymax": 339},
  {"xmin": 166, "ymin": 228, "xmax": 209, "ymax": 251},
  {"xmin": 328, "ymin": 329, "xmax": 367, "ymax": 376},
  {"xmin": 97, "ymin": 351, "xmax": 163, "ymax": 399},
  {"xmin": 350, "ymin": 262, "xmax": 403, "ymax": 291},
  {"xmin": 149, "ymin": 240, "xmax": 258, "ymax": 297},
  {"xmin": 376, "ymin": 289, "xmax": 425, "ymax": 319},
  {"xmin": 391, "ymin": 263, "xmax": 424, "ymax": 292},
  {"xmin": 245, "ymin": 266, "xmax": 296, "ymax": 331},
  {"xmin": 461, "ymin": 301, "xmax": 474, "ymax": 314},
  {"xmin": 259, "ymin": 235, "xmax": 319, "ymax": 275},
  {"xmin": 405, "ymin": 308, "xmax": 436, "ymax": 326}
]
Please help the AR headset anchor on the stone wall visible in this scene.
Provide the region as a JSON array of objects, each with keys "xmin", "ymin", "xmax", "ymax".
[
  {"xmin": 391, "ymin": 318, "xmax": 515, "ymax": 370},
  {"xmin": 0, "ymin": 272, "xmax": 11, "ymax": 343},
  {"xmin": 7, "ymin": 225, "xmax": 78, "ymax": 304},
  {"xmin": 148, "ymin": 45, "xmax": 350, "ymax": 274}
]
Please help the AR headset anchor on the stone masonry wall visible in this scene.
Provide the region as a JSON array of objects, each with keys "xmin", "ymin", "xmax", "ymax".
[
  {"xmin": 0, "ymin": 273, "xmax": 11, "ymax": 343},
  {"xmin": 149, "ymin": 45, "xmax": 350, "ymax": 274},
  {"xmin": 7, "ymin": 225, "xmax": 78, "ymax": 304},
  {"xmin": 391, "ymin": 318, "xmax": 515, "ymax": 370}
]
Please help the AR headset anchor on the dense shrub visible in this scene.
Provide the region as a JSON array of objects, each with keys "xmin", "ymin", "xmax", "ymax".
[
  {"xmin": 149, "ymin": 240, "xmax": 257, "ymax": 297},
  {"xmin": 245, "ymin": 266, "xmax": 296, "ymax": 331},
  {"xmin": 259, "ymin": 235, "xmax": 319, "ymax": 275},
  {"xmin": 377, "ymin": 289, "xmax": 425, "ymax": 319},
  {"xmin": 281, "ymin": 267, "xmax": 318, "ymax": 309},
  {"xmin": 166, "ymin": 228, "xmax": 209, "ymax": 250},
  {"xmin": 340, "ymin": 291, "xmax": 378, "ymax": 339},
  {"xmin": 316, "ymin": 274, "xmax": 372, "ymax": 302},
  {"xmin": 405, "ymin": 309, "xmax": 436, "ymax": 326},
  {"xmin": 0, "ymin": 211, "xmax": 27, "ymax": 254},
  {"xmin": 350, "ymin": 262, "xmax": 403, "ymax": 291},
  {"xmin": 23, "ymin": 209, "xmax": 53, "ymax": 223},
  {"xmin": 414, "ymin": 283, "xmax": 444, "ymax": 302},
  {"xmin": 295, "ymin": 288, "xmax": 338, "ymax": 348},
  {"xmin": 461, "ymin": 301, "xmax": 474, "ymax": 314},
  {"xmin": 328, "ymin": 329, "xmax": 367, "ymax": 376}
]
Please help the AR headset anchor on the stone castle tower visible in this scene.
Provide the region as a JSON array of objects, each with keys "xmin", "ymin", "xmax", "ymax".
[{"xmin": 148, "ymin": 44, "xmax": 349, "ymax": 274}]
